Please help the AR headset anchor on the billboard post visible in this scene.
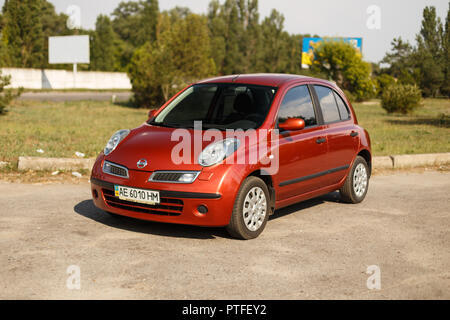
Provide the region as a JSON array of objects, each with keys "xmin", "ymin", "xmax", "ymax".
[{"xmin": 48, "ymin": 35, "xmax": 90, "ymax": 88}]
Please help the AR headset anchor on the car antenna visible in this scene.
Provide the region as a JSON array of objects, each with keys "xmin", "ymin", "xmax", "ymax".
[{"xmin": 232, "ymin": 75, "xmax": 240, "ymax": 83}]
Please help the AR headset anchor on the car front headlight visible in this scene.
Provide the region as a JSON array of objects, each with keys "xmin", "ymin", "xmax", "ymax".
[
  {"xmin": 104, "ymin": 129, "xmax": 130, "ymax": 156},
  {"xmin": 198, "ymin": 138, "xmax": 240, "ymax": 167}
]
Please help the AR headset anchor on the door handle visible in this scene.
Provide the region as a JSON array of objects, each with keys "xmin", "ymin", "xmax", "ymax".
[
  {"xmin": 316, "ymin": 138, "xmax": 326, "ymax": 144},
  {"xmin": 350, "ymin": 131, "xmax": 359, "ymax": 137}
]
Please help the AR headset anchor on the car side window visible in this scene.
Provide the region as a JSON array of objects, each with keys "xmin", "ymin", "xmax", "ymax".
[
  {"xmin": 333, "ymin": 91, "xmax": 350, "ymax": 120},
  {"xmin": 278, "ymin": 85, "xmax": 317, "ymax": 127},
  {"xmin": 314, "ymin": 85, "xmax": 340, "ymax": 123}
]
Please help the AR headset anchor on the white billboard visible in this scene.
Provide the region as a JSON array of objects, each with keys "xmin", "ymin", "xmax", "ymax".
[{"xmin": 49, "ymin": 35, "xmax": 90, "ymax": 64}]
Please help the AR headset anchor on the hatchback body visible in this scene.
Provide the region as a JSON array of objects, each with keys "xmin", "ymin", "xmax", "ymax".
[{"xmin": 91, "ymin": 74, "xmax": 371, "ymax": 239}]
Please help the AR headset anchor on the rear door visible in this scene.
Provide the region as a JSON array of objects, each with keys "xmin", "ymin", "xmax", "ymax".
[
  {"xmin": 312, "ymin": 85, "xmax": 359, "ymax": 185},
  {"xmin": 274, "ymin": 85, "xmax": 329, "ymax": 200}
]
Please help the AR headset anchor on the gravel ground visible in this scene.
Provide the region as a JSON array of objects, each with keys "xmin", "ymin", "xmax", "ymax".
[{"xmin": 0, "ymin": 171, "xmax": 449, "ymax": 299}]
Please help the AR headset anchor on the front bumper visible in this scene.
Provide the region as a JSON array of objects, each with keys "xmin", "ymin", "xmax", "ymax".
[{"xmin": 90, "ymin": 157, "xmax": 242, "ymax": 227}]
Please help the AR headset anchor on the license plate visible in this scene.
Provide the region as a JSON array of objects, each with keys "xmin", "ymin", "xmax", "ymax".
[{"xmin": 114, "ymin": 185, "xmax": 160, "ymax": 205}]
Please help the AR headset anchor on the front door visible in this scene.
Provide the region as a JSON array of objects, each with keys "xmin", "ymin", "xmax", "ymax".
[{"xmin": 274, "ymin": 85, "xmax": 329, "ymax": 201}]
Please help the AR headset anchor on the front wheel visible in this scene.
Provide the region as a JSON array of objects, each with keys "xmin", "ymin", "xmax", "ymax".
[
  {"xmin": 226, "ymin": 177, "xmax": 270, "ymax": 240},
  {"xmin": 340, "ymin": 156, "xmax": 370, "ymax": 203}
]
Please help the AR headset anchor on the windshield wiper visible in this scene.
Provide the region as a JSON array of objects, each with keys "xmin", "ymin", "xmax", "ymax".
[{"xmin": 149, "ymin": 122, "xmax": 184, "ymax": 129}]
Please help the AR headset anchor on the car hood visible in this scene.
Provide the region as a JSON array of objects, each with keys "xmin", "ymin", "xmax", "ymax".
[{"xmin": 105, "ymin": 124, "xmax": 208, "ymax": 172}]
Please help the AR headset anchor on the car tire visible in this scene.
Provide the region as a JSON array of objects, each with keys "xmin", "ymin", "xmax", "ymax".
[
  {"xmin": 340, "ymin": 156, "xmax": 370, "ymax": 204},
  {"xmin": 226, "ymin": 176, "xmax": 270, "ymax": 240}
]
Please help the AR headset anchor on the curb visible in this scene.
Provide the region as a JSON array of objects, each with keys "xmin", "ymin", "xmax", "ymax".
[
  {"xmin": 372, "ymin": 156, "xmax": 394, "ymax": 169},
  {"xmin": 15, "ymin": 153, "xmax": 450, "ymax": 171},
  {"xmin": 391, "ymin": 153, "xmax": 450, "ymax": 169},
  {"xmin": 18, "ymin": 156, "xmax": 95, "ymax": 171}
]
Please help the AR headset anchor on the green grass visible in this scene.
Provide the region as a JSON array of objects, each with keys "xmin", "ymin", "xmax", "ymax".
[
  {"xmin": 0, "ymin": 98, "xmax": 448, "ymax": 165},
  {"xmin": 354, "ymin": 98, "xmax": 449, "ymax": 156},
  {"xmin": 0, "ymin": 100, "xmax": 147, "ymax": 163}
]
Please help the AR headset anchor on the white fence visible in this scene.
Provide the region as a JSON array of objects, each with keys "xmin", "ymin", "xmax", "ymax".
[{"xmin": 1, "ymin": 68, "xmax": 132, "ymax": 90}]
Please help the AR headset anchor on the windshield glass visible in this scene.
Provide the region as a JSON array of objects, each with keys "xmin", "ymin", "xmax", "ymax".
[{"xmin": 150, "ymin": 84, "xmax": 277, "ymax": 130}]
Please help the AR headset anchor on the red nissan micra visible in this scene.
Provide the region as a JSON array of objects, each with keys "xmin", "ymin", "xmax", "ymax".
[{"xmin": 91, "ymin": 74, "xmax": 371, "ymax": 239}]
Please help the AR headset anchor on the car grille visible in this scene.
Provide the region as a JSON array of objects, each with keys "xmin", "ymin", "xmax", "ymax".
[
  {"xmin": 149, "ymin": 171, "xmax": 200, "ymax": 183},
  {"xmin": 151, "ymin": 172, "xmax": 184, "ymax": 182},
  {"xmin": 110, "ymin": 165, "xmax": 127, "ymax": 177},
  {"xmin": 103, "ymin": 161, "xmax": 129, "ymax": 178},
  {"xmin": 102, "ymin": 188, "xmax": 183, "ymax": 216}
]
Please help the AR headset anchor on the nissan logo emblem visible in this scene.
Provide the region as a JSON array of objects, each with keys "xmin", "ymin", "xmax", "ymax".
[{"xmin": 137, "ymin": 159, "xmax": 148, "ymax": 169}]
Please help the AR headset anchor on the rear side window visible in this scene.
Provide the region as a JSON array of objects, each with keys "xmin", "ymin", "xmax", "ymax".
[
  {"xmin": 314, "ymin": 85, "xmax": 340, "ymax": 123},
  {"xmin": 278, "ymin": 85, "xmax": 317, "ymax": 127},
  {"xmin": 334, "ymin": 92, "xmax": 350, "ymax": 120}
]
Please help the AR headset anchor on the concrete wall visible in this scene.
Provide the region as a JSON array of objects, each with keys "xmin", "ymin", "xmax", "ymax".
[{"xmin": 1, "ymin": 68, "xmax": 132, "ymax": 90}]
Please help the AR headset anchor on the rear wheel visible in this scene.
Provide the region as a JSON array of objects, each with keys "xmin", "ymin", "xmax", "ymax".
[
  {"xmin": 340, "ymin": 156, "xmax": 370, "ymax": 203},
  {"xmin": 226, "ymin": 177, "xmax": 270, "ymax": 240}
]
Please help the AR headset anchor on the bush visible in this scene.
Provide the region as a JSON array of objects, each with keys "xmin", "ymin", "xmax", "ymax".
[
  {"xmin": 374, "ymin": 73, "xmax": 396, "ymax": 97},
  {"xmin": 381, "ymin": 84, "xmax": 422, "ymax": 114},
  {"xmin": 311, "ymin": 40, "xmax": 375, "ymax": 101},
  {"xmin": 342, "ymin": 89, "xmax": 356, "ymax": 103},
  {"xmin": 0, "ymin": 72, "xmax": 22, "ymax": 115}
]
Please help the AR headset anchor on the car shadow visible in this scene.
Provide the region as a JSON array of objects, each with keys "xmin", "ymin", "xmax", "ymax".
[
  {"xmin": 74, "ymin": 191, "xmax": 341, "ymax": 239},
  {"xmin": 73, "ymin": 200, "xmax": 232, "ymax": 240},
  {"xmin": 270, "ymin": 191, "xmax": 341, "ymax": 220}
]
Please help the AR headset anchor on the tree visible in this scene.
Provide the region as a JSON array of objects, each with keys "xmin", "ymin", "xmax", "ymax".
[
  {"xmin": 413, "ymin": 48, "xmax": 444, "ymax": 97},
  {"xmin": 2, "ymin": 0, "xmax": 45, "ymax": 68},
  {"xmin": 0, "ymin": 12, "xmax": 10, "ymax": 66},
  {"xmin": 258, "ymin": 9, "xmax": 304, "ymax": 74},
  {"xmin": 0, "ymin": 71, "xmax": 22, "ymax": 115},
  {"xmin": 167, "ymin": 6, "xmax": 192, "ymax": 22},
  {"xmin": 207, "ymin": 0, "xmax": 228, "ymax": 74},
  {"xmin": 112, "ymin": 0, "xmax": 159, "ymax": 48},
  {"xmin": 129, "ymin": 13, "xmax": 216, "ymax": 108},
  {"xmin": 211, "ymin": 0, "xmax": 243, "ymax": 75},
  {"xmin": 90, "ymin": 15, "xmax": 116, "ymax": 71},
  {"xmin": 283, "ymin": 34, "xmax": 303, "ymax": 75},
  {"xmin": 417, "ymin": 6, "xmax": 444, "ymax": 60},
  {"xmin": 236, "ymin": 0, "xmax": 261, "ymax": 73},
  {"xmin": 112, "ymin": 1, "xmax": 142, "ymax": 47},
  {"xmin": 259, "ymin": 10, "xmax": 286, "ymax": 73},
  {"xmin": 208, "ymin": 0, "xmax": 264, "ymax": 75},
  {"xmin": 442, "ymin": 2, "xmax": 450, "ymax": 96},
  {"xmin": 381, "ymin": 37, "xmax": 418, "ymax": 85},
  {"xmin": 111, "ymin": 0, "xmax": 159, "ymax": 71},
  {"xmin": 138, "ymin": 0, "xmax": 159, "ymax": 45},
  {"xmin": 415, "ymin": 6, "xmax": 445, "ymax": 97},
  {"xmin": 311, "ymin": 40, "xmax": 375, "ymax": 101}
]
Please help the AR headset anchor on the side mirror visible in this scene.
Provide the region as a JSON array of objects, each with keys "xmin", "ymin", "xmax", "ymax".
[
  {"xmin": 278, "ymin": 118, "xmax": 306, "ymax": 131},
  {"xmin": 148, "ymin": 109, "xmax": 157, "ymax": 121}
]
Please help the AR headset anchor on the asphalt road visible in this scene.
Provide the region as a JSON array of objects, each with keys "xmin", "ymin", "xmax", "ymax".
[{"xmin": 0, "ymin": 171, "xmax": 449, "ymax": 299}]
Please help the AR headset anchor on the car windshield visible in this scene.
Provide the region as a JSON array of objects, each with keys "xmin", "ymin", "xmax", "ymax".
[{"xmin": 149, "ymin": 83, "xmax": 277, "ymax": 130}]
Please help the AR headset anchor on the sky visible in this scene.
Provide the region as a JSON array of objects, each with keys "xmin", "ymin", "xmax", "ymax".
[{"xmin": 1, "ymin": 0, "xmax": 449, "ymax": 63}]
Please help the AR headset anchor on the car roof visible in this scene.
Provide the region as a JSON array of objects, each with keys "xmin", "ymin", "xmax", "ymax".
[{"xmin": 196, "ymin": 73, "xmax": 334, "ymax": 87}]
